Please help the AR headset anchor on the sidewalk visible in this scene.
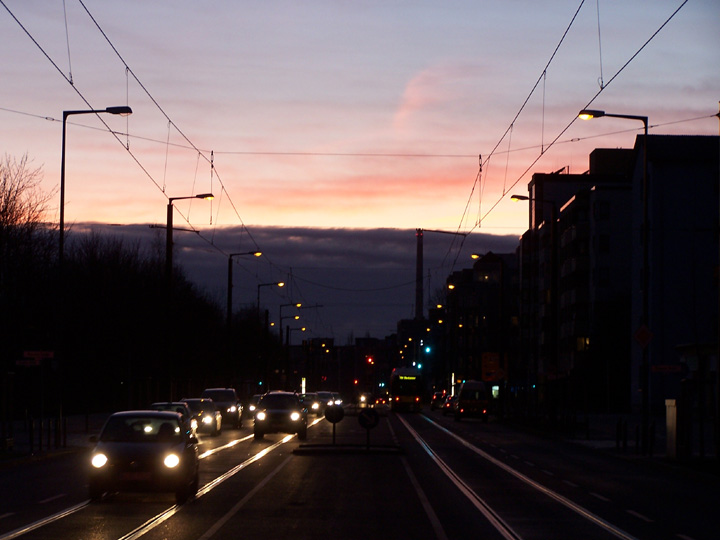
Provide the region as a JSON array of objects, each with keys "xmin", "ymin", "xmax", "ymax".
[{"xmin": 0, "ymin": 413, "xmax": 109, "ymax": 466}]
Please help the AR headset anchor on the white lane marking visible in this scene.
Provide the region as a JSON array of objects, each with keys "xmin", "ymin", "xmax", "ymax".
[
  {"xmin": 563, "ymin": 480, "xmax": 579, "ymax": 488},
  {"xmin": 400, "ymin": 456, "xmax": 449, "ymax": 540},
  {"xmin": 0, "ymin": 503, "xmax": 88, "ymax": 540},
  {"xmin": 590, "ymin": 492, "xmax": 610, "ymax": 502},
  {"xmin": 397, "ymin": 415, "xmax": 522, "ymax": 540},
  {"xmin": 120, "ymin": 435, "xmax": 295, "ymax": 540},
  {"xmin": 541, "ymin": 470, "xmax": 555, "ymax": 476},
  {"xmin": 197, "ymin": 455, "xmax": 293, "ymax": 539},
  {"xmin": 626, "ymin": 509, "xmax": 653, "ymax": 523},
  {"xmin": 38, "ymin": 494, "xmax": 66, "ymax": 504},
  {"xmin": 420, "ymin": 415, "xmax": 640, "ymax": 540},
  {"xmin": 0, "ymin": 514, "xmax": 14, "ymax": 521},
  {"xmin": 675, "ymin": 534, "xmax": 698, "ymax": 540}
]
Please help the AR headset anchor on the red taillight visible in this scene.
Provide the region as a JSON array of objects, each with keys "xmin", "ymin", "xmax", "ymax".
[{"xmin": 415, "ymin": 397, "xmax": 420, "ymax": 402}]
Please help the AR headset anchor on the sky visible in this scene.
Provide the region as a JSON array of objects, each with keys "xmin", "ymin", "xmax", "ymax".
[{"xmin": 1, "ymin": 0, "xmax": 718, "ymax": 340}]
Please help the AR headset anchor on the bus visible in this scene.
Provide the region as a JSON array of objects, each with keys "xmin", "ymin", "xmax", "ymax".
[{"xmin": 389, "ymin": 367, "xmax": 424, "ymax": 412}]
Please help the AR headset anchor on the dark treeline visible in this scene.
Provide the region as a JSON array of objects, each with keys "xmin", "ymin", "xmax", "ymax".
[{"xmin": 1, "ymin": 155, "xmax": 281, "ymax": 420}]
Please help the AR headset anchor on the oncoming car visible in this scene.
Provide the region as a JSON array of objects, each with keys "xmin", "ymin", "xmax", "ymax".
[
  {"xmin": 253, "ymin": 391, "xmax": 307, "ymax": 440},
  {"xmin": 181, "ymin": 398, "xmax": 222, "ymax": 436},
  {"xmin": 299, "ymin": 392, "xmax": 321, "ymax": 415},
  {"xmin": 88, "ymin": 411, "xmax": 199, "ymax": 504},
  {"xmin": 201, "ymin": 388, "xmax": 243, "ymax": 428}
]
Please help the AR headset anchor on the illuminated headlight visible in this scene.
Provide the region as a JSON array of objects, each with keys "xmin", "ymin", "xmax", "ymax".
[
  {"xmin": 190, "ymin": 419, "xmax": 198, "ymax": 430},
  {"xmin": 334, "ymin": 399, "xmax": 342, "ymax": 405},
  {"xmin": 360, "ymin": 395, "xmax": 366, "ymax": 402},
  {"xmin": 91, "ymin": 453, "xmax": 108, "ymax": 468},
  {"xmin": 228, "ymin": 406, "xmax": 237, "ymax": 413},
  {"xmin": 249, "ymin": 405, "xmax": 257, "ymax": 412},
  {"xmin": 164, "ymin": 453, "xmax": 180, "ymax": 468},
  {"xmin": 202, "ymin": 415, "xmax": 213, "ymax": 425},
  {"xmin": 290, "ymin": 412, "xmax": 301, "ymax": 422},
  {"xmin": 311, "ymin": 403, "xmax": 319, "ymax": 410},
  {"xmin": 256, "ymin": 411, "xmax": 266, "ymax": 421}
]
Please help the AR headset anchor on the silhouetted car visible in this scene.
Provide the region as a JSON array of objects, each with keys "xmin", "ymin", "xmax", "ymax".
[
  {"xmin": 243, "ymin": 393, "xmax": 264, "ymax": 421},
  {"xmin": 299, "ymin": 392, "xmax": 322, "ymax": 415},
  {"xmin": 149, "ymin": 401, "xmax": 197, "ymax": 434},
  {"xmin": 430, "ymin": 391, "xmax": 446, "ymax": 410},
  {"xmin": 181, "ymin": 398, "xmax": 222, "ymax": 436},
  {"xmin": 442, "ymin": 395, "xmax": 458, "ymax": 416},
  {"xmin": 88, "ymin": 411, "xmax": 199, "ymax": 504},
  {"xmin": 201, "ymin": 388, "xmax": 243, "ymax": 428},
  {"xmin": 315, "ymin": 391, "xmax": 334, "ymax": 415},
  {"xmin": 253, "ymin": 391, "xmax": 307, "ymax": 440},
  {"xmin": 454, "ymin": 380, "xmax": 489, "ymax": 422}
]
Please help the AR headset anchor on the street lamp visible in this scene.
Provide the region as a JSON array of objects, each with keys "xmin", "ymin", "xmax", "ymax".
[
  {"xmin": 59, "ymin": 106, "xmax": 133, "ymax": 264},
  {"xmin": 227, "ymin": 251, "xmax": 262, "ymax": 329},
  {"xmin": 579, "ymin": 108, "xmax": 651, "ymax": 454},
  {"xmin": 287, "ymin": 326, "xmax": 307, "ymax": 346},
  {"xmin": 257, "ymin": 281, "xmax": 285, "ymax": 316},
  {"xmin": 166, "ymin": 193, "xmax": 214, "ymax": 285},
  {"xmin": 279, "ymin": 302, "xmax": 302, "ymax": 341}
]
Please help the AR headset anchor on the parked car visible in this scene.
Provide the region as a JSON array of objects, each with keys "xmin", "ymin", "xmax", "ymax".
[
  {"xmin": 201, "ymin": 388, "xmax": 243, "ymax": 428},
  {"xmin": 149, "ymin": 401, "xmax": 196, "ymax": 434},
  {"xmin": 181, "ymin": 398, "xmax": 222, "ymax": 436},
  {"xmin": 442, "ymin": 395, "xmax": 458, "ymax": 416},
  {"xmin": 454, "ymin": 380, "xmax": 489, "ymax": 422},
  {"xmin": 88, "ymin": 410, "xmax": 199, "ymax": 504},
  {"xmin": 253, "ymin": 391, "xmax": 307, "ymax": 440}
]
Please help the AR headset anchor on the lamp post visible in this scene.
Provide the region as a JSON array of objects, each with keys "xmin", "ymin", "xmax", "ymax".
[
  {"xmin": 257, "ymin": 281, "xmax": 285, "ymax": 318},
  {"xmin": 227, "ymin": 251, "xmax": 262, "ymax": 329},
  {"xmin": 579, "ymin": 108, "xmax": 650, "ymax": 454},
  {"xmin": 512, "ymin": 193, "xmax": 558, "ymax": 418},
  {"xmin": 60, "ymin": 106, "xmax": 132, "ymax": 265},
  {"xmin": 165, "ymin": 193, "xmax": 214, "ymax": 285},
  {"xmin": 279, "ymin": 303, "xmax": 302, "ymax": 341}
]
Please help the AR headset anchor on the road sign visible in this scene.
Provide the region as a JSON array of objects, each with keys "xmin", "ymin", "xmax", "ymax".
[{"xmin": 358, "ymin": 408, "xmax": 380, "ymax": 430}]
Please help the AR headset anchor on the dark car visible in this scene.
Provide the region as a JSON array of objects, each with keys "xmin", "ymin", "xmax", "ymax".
[
  {"xmin": 88, "ymin": 411, "xmax": 199, "ymax": 504},
  {"xmin": 442, "ymin": 395, "xmax": 458, "ymax": 416},
  {"xmin": 454, "ymin": 380, "xmax": 490, "ymax": 422},
  {"xmin": 149, "ymin": 401, "xmax": 197, "ymax": 434},
  {"xmin": 430, "ymin": 391, "xmax": 446, "ymax": 410},
  {"xmin": 315, "ymin": 391, "xmax": 334, "ymax": 416},
  {"xmin": 181, "ymin": 398, "xmax": 222, "ymax": 436},
  {"xmin": 253, "ymin": 391, "xmax": 307, "ymax": 440},
  {"xmin": 201, "ymin": 388, "xmax": 243, "ymax": 428},
  {"xmin": 243, "ymin": 393, "xmax": 264, "ymax": 421},
  {"xmin": 299, "ymin": 392, "xmax": 321, "ymax": 415}
]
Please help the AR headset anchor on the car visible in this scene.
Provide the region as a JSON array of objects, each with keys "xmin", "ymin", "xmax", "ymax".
[
  {"xmin": 253, "ymin": 391, "xmax": 307, "ymax": 440},
  {"xmin": 243, "ymin": 393, "xmax": 264, "ymax": 420},
  {"xmin": 299, "ymin": 392, "xmax": 322, "ymax": 415},
  {"xmin": 430, "ymin": 391, "xmax": 446, "ymax": 410},
  {"xmin": 442, "ymin": 395, "xmax": 458, "ymax": 416},
  {"xmin": 87, "ymin": 410, "xmax": 199, "ymax": 504},
  {"xmin": 181, "ymin": 398, "xmax": 222, "ymax": 436},
  {"xmin": 149, "ymin": 401, "xmax": 197, "ymax": 434},
  {"xmin": 358, "ymin": 392, "xmax": 374, "ymax": 408},
  {"xmin": 454, "ymin": 380, "xmax": 490, "ymax": 422},
  {"xmin": 331, "ymin": 392, "xmax": 343, "ymax": 406},
  {"xmin": 315, "ymin": 391, "xmax": 334, "ymax": 415},
  {"xmin": 201, "ymin": 388, "xmax": 243, "ymax": 428}
]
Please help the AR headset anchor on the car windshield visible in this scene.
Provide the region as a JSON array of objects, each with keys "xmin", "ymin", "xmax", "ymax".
[
  {"xmin": 260, "ymin": 394, "xmax": 299, "ymax": 409},
  {"xmin": 100, "ymin": 416, "xmax": 181, "ymax": 443},
  {"xmin": 183, "ymin": 400, "xmax": 204, "ymax": 413},
  {"xmin": 202, "ymin": 390, "xmax": 235, "ymax": 402}
]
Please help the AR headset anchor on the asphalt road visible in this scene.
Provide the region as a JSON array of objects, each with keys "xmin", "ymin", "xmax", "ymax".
[{"xmin": 1, "ymin": 408, "xmax": 718, "ymax": 540}]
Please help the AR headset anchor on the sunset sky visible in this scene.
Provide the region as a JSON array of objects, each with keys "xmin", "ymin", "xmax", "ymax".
[{"xmin": 1, "ymin": 0, "xmax": 718, "ymax": 339}]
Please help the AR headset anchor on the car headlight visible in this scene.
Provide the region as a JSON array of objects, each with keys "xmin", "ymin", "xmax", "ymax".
[
  {"xmin": 164, "ymin": 453, "xmax": 180, "ymax": 468},
  {"xmin": 202, "ymin": 415, "xmax": 213, "ymax": 424},
  {"xmin": 190, "ymin": 419, "xmax": 198, "ymax": 430},
  {"xmin": 91, "ymin": 453, "xmax": 108, "ymax": 468},
  {"xmin": 290, "ymin": 412, "xmax": 301, "ymax": 422},
  {"xmin": 228, "ymin": 405, "xmax": 237, "ymax": 413},
  {"xmin": 256, "ymin": 411, "xmax": 266, "ymax": 421},
  {"xmin": 311, "ymin": 403, "xmax": 319, "ymax": 410},
  {"xmin": 249, "ymin": 405, "xmax": 256, "ymax": 412}
]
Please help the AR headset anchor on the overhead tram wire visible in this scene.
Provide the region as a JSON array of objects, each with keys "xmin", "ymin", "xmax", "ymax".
[
  {"xmin": 1, "ymin": 0, "xmax": 264, "ymax": 269},
  {"xmin": 465, "ymin": 0, "xmax": 690, "ymax": 233}
]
